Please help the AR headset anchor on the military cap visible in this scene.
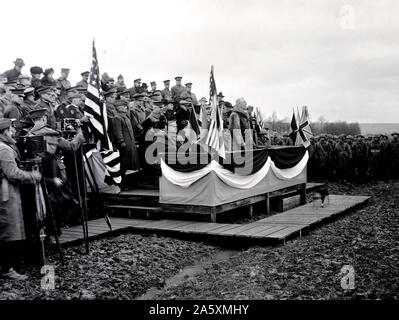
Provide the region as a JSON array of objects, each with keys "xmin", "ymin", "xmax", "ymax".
[
  {"xmin": 43, "ymin": 68, "xmax": 54, "ymax": 76},
  {"xmin": 114, "ymin": 100, "xmax": 127, "ymax": 107},
  {"xmin": 29, "ymin": 108, "xmax": 48, "ymax": 119},
  {"xmin": 10, "ymin": 88, "xmax": 25, "ymax": 96},
  {"xmin": 4, "ymin": 79, "xmax": 18, "ymax": 87},
  {"xmin": 76, "ymin": 87, "xmax": 87, "ymax": 93},
  {"xmin": 391, "ymin": 132, "xmax": 399, "ymax": 136},
  {"xmin": 134, "ymin": 78, "xmax": 141, "ymax": 83},
  {"xmin": 142, "ymin": 83, "xmax": 148, "ymax": 88},
  {"xmin": 109, "ymin": 77, "xmax": 115, "ymax": 82},
  {"xmin": 81, "ymin": 71, "xmax": 90, "ymax": 76},
  {"xmin": 174, "ymin": 76, "xmax": 182, "ymax": 80},
  {"xmin": 61, "ymin": 68, "xmax": 70, "ymax": 73},
  {"xmin": 0, "ymin": 118, "xmax": 12, "ymax": 131},
  {"xmin": 217, "ymin": 92, "xmax": 225, "ymax": 98},
  {"xmin": 163, "ymin": 80, "xmax": 170, "ymax": 84},
  {"xmin": 13, "ymin": 58, "xmax": 25, "ymax": 67},
  {"xmin": 224, "ymin": 101, "xmax": 233, "ymax": 108},
  {"xmin": 150, "ymin": 81, "xmax": 156, "ymax": 86},
  {"xmin": 30, "ymin": 66, "xmax": 43, "ymax": 75},
  {"xmin": 68, "ymin": 92, "xmax": 82, "ymax": 99},
  {"xmin": 104, "ymin": 88, "xmax": 117, "ymax": 96},
  {"xmin": 17, "ymin": 75, "xmax": 30, "ymax": 81},
  {"xmin": 179, "ymin": 99, "xmax": 191, "ymax": 105},
  {"xmin": 66, "ymin": 86, "xmax": 77, "ymax": 92},
  {"xmin": 20, "ymin": 118, "xmax": 34, "ymax": 128},
  {"xmin": 119, "ymin": 89, "xmax": 130, "ymax": 96},
  {"xmin": 36, "ymin": 86, "xmax": 53, "ymax": 94},
  {"xmin": 23, "ymin": 87, "xmax": 35, "ymax": 95},
  {"xmin": 346, "ymin": 135, "xmax": 354, "ymax": 140},
  {"xmin": 132, "ymin": 93, "xmax": 144, "ymax": 100},
  {"xmin": 185, "ymin": 82, "xmax": 192, "ymax": 87}
]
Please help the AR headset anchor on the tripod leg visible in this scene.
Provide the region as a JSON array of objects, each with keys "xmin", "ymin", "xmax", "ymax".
[
  {"xmin": 41, "ymin": 179, "xmax": 64, "ymax": 265},
  {"xmin": 79, "ymin": 148, "xmax": 89, "ymax": 254},
  {"xmin": 73, "ymin": 151, "xmax": 89, "ymax": 253}
]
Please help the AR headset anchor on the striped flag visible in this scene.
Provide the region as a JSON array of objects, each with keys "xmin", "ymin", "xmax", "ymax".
[
  {"xmin": 83, "ymin": 40, "xmax": 121, "ymax": 184},
  {"xmin": 203, "ymin": 66, "xmax": 225, "ymax": 158}
]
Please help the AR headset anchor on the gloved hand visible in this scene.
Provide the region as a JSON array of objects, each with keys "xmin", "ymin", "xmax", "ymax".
[{"xmin": 31, "ymin": 171, "xmax": 42, "ymax": 182}]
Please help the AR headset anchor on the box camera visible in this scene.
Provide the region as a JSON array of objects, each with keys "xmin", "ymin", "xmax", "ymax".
[{"xmin": 60, "ymin": 118, "xmax": 80, "ymax": 132}]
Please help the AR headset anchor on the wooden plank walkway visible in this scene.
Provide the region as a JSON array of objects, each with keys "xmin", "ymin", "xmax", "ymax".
[{"xmin": 59, "ymin": 195, "xmax": 369, "ymax": 246}]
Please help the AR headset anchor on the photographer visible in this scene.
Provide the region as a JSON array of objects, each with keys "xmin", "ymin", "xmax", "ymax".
[
  {"xmin": 38, "ymin": 131, "xmax": 78, "ymax": 233},
  {"xmin": 27, "ymin": 108, "xmax": 85, "ymax": 152},
  {"xmin": 0, "ymin": 118, "xmax": 41, "ymax": 281}
]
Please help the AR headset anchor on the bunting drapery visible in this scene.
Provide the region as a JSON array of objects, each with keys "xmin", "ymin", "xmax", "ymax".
[{"xmin": 161, "ymin": 149, "xmax": 309, "ymax": 189}]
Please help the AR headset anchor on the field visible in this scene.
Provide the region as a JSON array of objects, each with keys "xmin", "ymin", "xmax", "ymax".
[{"xmin": 359, "ymin": 123, "xmax": 399, "ymax": 135}]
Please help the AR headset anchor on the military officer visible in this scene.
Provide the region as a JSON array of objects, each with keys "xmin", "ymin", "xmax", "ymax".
[
  {"xmin": 128, "ymin": 78, "xmax": 143, "ymax": 99},
  {"xmin": 184, "ymin": 83, "xmax": 199, "ymax": 105},
  {"xmin": 34, "ymin": 86, "xmax": 57, "ymax": 129},
  {"xmin": 171, "ymin": 76, "xmax": 187, "ymax": 103},
  {"xmin": 150, "ymin": 81, "xmax": 157, "ymax": 93},
  {"xmin": 161, "ymin": 80, "xmax": 172, "ymax": 102},
  {"xmin": 57, "ymin": 68, "xmax": 71, "ymax": 100},
  {"xmin": 76, "ymin": 71, "xmax": 89, "ymax": 90}
]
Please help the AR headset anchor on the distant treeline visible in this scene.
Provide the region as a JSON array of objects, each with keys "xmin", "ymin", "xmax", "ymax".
[
  {"xmin": 311, "ymin": 122, "xmax": 361, "ymax": 136},
  {"xmin": 263, "ymin": 112, "xmax": 361, "ymax": 135}
]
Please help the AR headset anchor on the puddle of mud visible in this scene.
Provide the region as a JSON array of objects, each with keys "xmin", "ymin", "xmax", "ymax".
[{"xmin": 137, "ymin": 249, "xmax": 238, "ymax": 300}]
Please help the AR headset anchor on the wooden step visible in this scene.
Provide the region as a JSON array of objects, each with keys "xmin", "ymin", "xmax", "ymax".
[{"xmin": 107, "ymin": 205, "xmax": 161, "ymax": 212}]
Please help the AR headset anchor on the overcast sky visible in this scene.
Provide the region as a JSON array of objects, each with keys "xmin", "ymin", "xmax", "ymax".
[{"xmin": 1, "ymin": 0, "xmax": 398, "ymax": 123}]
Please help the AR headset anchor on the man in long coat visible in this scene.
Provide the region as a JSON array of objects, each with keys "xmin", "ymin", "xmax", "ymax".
[
  {"xmin": 228, "ymin": 97, "xmax": 252, "ymax": 151},
  {"xmin": 113, "ymin": 100, "xmax": 140, "ymax": 181},
  {"xmin": 0, "ymin": 118, "xmax": 41, "ymax": 280}
]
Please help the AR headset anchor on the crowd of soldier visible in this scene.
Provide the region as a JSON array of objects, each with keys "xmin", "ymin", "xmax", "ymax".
[{"xmin": 307, "ymin": 133, "xmax": 399, "ymax": 183}]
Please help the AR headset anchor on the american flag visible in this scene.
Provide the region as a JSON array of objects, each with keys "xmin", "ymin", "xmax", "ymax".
[
  {"xmin": 204, "ymin": 65, "xmax": 225, "ymax": 158},
  {"xmin": 84, "ymin": 40, "xmax": 121, "ymax": 184}
]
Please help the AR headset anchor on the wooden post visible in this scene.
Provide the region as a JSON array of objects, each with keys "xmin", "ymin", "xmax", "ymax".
[
  {"xmin": 300, "ymin": 183, "xmax": 307, "ymax": 205},
  {"xmin": 249, "ymin": 204, "xmax": 253, "ymax": 219},
  {"xmin": 210, "ymin": 207, "xmax": 217, "ymax": 223},
  {"xmin": 277, "ymin": 195, "xmax": 283, "ymax": 212},
  {"xmin": 265, "ymin": 193, "xmax": 270, "ymax": 216}
]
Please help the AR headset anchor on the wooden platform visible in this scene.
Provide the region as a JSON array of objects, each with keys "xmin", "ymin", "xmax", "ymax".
[
  {"xmin": 99, "ymin": 182, "xmax": 325, "ymax": 222},
  {"xmin": 60, "ymin": 195, "xmax": 369, "ymax": 246}
]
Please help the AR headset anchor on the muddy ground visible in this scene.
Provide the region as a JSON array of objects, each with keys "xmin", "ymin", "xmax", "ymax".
[{"xmin": 0, "ymin": 181, "xmax": 398, "ymax": 300}]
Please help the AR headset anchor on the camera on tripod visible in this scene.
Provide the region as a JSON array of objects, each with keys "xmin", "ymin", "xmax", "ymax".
[
  {"xmin": 17, "ymin": 135, "xmax": 46, "ymax": 163},
  {"xmin": 60, "ymin": 118, "xmax": 80, "ymax": 132}
]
